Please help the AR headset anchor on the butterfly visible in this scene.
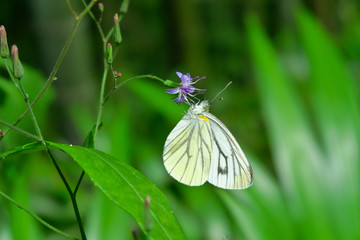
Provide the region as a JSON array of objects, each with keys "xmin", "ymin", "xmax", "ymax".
[{"xmin": 163, "ymin": 100, "xmax": 253, "ymax": 189}]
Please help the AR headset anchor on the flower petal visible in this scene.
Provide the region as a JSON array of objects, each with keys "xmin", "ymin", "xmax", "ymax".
[
  {"xmin": 173, "ymin": 94, "xmax": 184, "ymax": 103},
  {"xmin": 176, "ymin": 72, "xmax": 183, "ymax": 79},
  {"xmin": 180, "ymin": 86, "xmax": 195, "ymax": 93},
  {"xmin": 181, "ymin": 74, "xmax": 191, "ymax": 84},
  {"xmin": 165, "ymin": 88, "xmax": 180, "ymax": 94}
]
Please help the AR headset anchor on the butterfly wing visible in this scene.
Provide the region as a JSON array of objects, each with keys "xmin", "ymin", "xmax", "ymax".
[
  {"xmin": 163, "ymin": 114, "xmax": 213, "ymax": 186},
  {"xmin": 204, "ymin": 112, "xmax": 253, "ymax": 189}
]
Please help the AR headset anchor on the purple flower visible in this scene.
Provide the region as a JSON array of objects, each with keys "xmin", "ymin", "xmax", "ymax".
[{"xmin": 166, "ymin": 72, "xmax": 206, "ymax": 104}]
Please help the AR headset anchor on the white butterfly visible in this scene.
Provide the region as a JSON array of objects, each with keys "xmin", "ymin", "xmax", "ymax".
[{"xmin": 163, "ymin": 100, "xmax": 253, "ymax": 190}]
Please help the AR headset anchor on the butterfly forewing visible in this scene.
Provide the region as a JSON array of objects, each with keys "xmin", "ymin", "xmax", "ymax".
[
  {"xmin": 163, "ymin": 115, "xmax": 213, "ymax": 186},
  {"xmin": 204, "ymin": 112, "xmax": 253, "ymax": 189}
]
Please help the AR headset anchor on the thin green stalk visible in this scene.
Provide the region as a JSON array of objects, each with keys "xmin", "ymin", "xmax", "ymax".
[
  {"xmin": 47, "ymin": 150, "xmax": 87, "ymax": 240},
  {"xmin": 81, "ymin": 0, "xmax": 106, "ymax": 42},
  {"xmin": 0, "ymin": 119, "xmax": 41, "ymax": 141},
  {"xmin": 2, "ymin": 58, "xmax": 22, "ymax": 95},
  {"xmin": 102, "ymin": 74, "xmax": 166, "ymax": 106},
  {"xmin": 18, "ymin": 80, "xmax": 45, "ymax": 143},
  {"xmin": 93, "ymin": 63, "xmax": 109, "ymax": 140},
  {"xmin": 65, "ymin": 0, "xmax": 77, "ymax": 18},
  {"xmin": 17, "ymin": 78, "xmax": 87, "ymax": 239},
  {"xmin": 0, "ymin": 190, "xmax": 79, "ymax": 240},
  {"xmin": 77, "ymin": 0, "xmax": 98, "ymax": 20},
  {"xmin": 76, "ymin": 0, "xmax": 128, "ymax": 192},
  {"xmin": 104, "ymin": 0, "xmax": 129, "ymax": 42},
  {"xmin": 1, "ymin": 0, "xmax": 98, "ymax": 140},
  {"xmin": 74, "ymin": 171, "xmax": 85, "ymax": 196},
  {"xmin": 1, "ymin": 1, "xmax": 98, "ymax": 238}
]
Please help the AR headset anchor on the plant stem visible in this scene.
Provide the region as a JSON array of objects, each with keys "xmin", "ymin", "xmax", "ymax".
[
  {"xmin": 81, "ymin": 0, "xmax": 106, "ymax": 42},
  {"xmin": 1, "ymin": 1, "xmax": 98, "ymax": 238},
  {"xmin": 93, "ymin": 62, "xmax": 109, "ymax": 140},
  {"xmin": 2, "ymin": 57, "xmax": 22, "ymax": 95},
  {"xmin": 47, "ymin": 150, "xmax": 87, "ymax": 240},
  {"xmin": 0, "ymin": 0, "xmax": 98, "ymax": 140},
  {"xmin": 74, "ymin": 171, "xmax": 85, "ymax": 196},
  {"xmin": 102, "ymin": 74, "xmax": 166, "ymax": 106},
  {"xmin": 0, "ymin": 119, "xmax": 41, "ymax": 141},
  {"xmin": 18, "ymin": 80, "xmax": 44, "ymax": 142},
  {"xmin": 0, "ymin": 190, "xmax": 79, "ymax": 240},
  {"xmin": 76, "ymin": 0, "xmax": 129, "ymax": 196},
  {"xmin": 65, "ymin": 0, "xmax": 78, "ymax": 18},
  {"xmin": 17, "ymin": 78, "xmax": 87, "ymax": 239}
]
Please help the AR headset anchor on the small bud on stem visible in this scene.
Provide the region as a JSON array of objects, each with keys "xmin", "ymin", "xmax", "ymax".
[
  {"xmin": 11, "ymin": 45, "xmax": 24, "ymax": 79},
  {"xmin": 131, "ymin": 228, "xmax": 139, "ymax": 240},
  {"xmin": 113, "ymin": 71, "xmax": 122, "ymax": 78},
  {"xmin": 120, "ymin": 0, "xmax": 129, "ymax": 15},
  {"xmin": 114, "ymin": 13, "xmax": 122, "ymax": 44},
  {"xmin": 0, "ymin": 25, "xmax": 10, "ymax": 58},
  {"xmin": 106, "ymin": 43, "xmax": 113, "ymax": 64},
  {"xmin": 98, "ymin": 3, "xmax": 104, "ymax": 12},
  {"xmin": 164, "ymin": 79, "xmax": 181, "ymax": 88},
  {"xmin": 144, "ymin": 195, "xmax": 153, "ymax": 232},
  {"xmin": 98, "ymin": 3, "xmax": 104, "ymax": 22}
]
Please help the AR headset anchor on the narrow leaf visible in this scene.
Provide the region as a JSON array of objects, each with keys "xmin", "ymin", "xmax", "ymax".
[
  {"xmin": 246, "ymin": 15, "xmax": 334, "ymax": 239},
  {"xmin": 0, "ymin": 190, "xmax": 78, "ymax": 240},
  {"xmin": 297, "ymin": 9, "xmax": 360, "ymax": 238}
]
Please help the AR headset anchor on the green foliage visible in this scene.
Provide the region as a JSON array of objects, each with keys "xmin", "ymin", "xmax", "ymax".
[
  {"xmin": 1, "ymin": 1, "xmax": 359, "ymax": 239},
  {"xmin": 0, "ymin": 142, "xmax": 185, "ymax": 240},
  {"xmin": 218, "ymin": 9, "xmax": 360, "ymax": 240}
]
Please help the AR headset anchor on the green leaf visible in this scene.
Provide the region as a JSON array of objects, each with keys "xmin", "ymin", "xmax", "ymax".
[
  {"xmin": 246, "ymin": 15, "xmax": 334, "ymax": 239},
  {"xmin": 83, "ymin": 124, "xmax": 98, "ymax": 149},
  {"xmin": 86, "ymin": 190, "xmax": 132, "ymax": 240},
  {"xmin": 220, "ymin": 160, "xmax": 294, "ymax": 240},
  {"xmin": 0, "ymin": 142, "xmax": 185, "ymax": 240},
  {"xmin": 296, "ymin": 9, "xmax": 360, "ymax": 238},
  {"xmin": 9, "ymin": 166, "xmax": 43, "ymax": 240}
]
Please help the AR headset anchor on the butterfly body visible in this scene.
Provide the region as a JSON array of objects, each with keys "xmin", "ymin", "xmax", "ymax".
[{"xmin": 163, "ymin": 101, "xmax": 253, "ymax": 189}]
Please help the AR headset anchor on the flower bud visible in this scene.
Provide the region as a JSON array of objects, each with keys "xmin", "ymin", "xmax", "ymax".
[
  {"xmin": 119, "ymin": 0, "xmax": 129, "ymax": 15},
  {"xmin": 164, "ymin": 79, "xmax": 181, "ymax": 88},
  {"xmin": 113, "ymin": 71, "xmax": 122, "ymax": 78},
  {"xmin": 131, "ymin": 228, "xmax": 139, "ymax": 240},
  {"xmin": 0, "ymin": 25, "xmax": 10, "ymax": 58},
  {"xmin": 114, "ymin": 14, "xmax": 122, "ymax": 44},
  {"xmin": 98, "ymin": 3, "xmax": 104, "ymax": 12},
  {"xmin": 11, "ymin": 45, "xmax": 24, "ymax": 79},
  {"xmin": 106, "ymin": 43, "xmax": 113, "ymax": 64},
  {"xmin": 144, "ymin": 196, "xmax": 153, "ymax": 232}
]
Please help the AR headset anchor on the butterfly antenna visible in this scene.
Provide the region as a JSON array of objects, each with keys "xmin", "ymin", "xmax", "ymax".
[
  {"xmin": 178, "ymin": 104, "xmax": 187, "ymax": 113},
  {"xmin": 210, "ymin": 81, "xmax": 232, "ymax": 104}
]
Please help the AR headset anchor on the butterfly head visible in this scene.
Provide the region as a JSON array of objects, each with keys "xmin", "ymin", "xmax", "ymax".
[{"xmin": 189, "ymin": 100, "xmax": 210, "ymax": 115}]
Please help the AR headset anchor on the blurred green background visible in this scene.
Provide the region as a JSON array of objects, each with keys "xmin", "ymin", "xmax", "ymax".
[{"xmin": 1, "ymin": 0, "xmax": 360, "ymax": 239}]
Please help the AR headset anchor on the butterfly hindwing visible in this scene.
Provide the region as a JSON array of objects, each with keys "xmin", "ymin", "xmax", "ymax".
[
  {"xmin": 163, "ymin": 114, "xmax": 213, "ymax": 186},
  {"xmin": 204, "ymin": 112, "xmax": 253, "ymax": 189}
]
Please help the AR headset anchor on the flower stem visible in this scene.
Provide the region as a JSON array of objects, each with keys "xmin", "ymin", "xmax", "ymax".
[
  {"xmin": 0, "ymin": 119, "xmax": 41, "ymax": 141},
  {"xmin": 17, "ymin": 78, "xmax": 87, "ymax": 239},
  {"xmin": 0, "ymin": 190, "xmax": 79, "ymax": 240},
  {"xmin": 0, "ymin": 0, "xmax": 98, "ymax": 140},
  {"xmin": 74, "ymin": 171, "xmax": 85, "ymax": 196},
  {"xmin": 102, "ymin": 74, "xmax": 166, "ymax": 106},
  {"xmin": 2, "ymin": 57, "xmax": 22, "ymax": 95},
  {"xmin": 47, "ymin": 150, "xmax": 87, "ymax": 240},
  {"xmin": 93, "ymin": 62, "xmax": 109, "ymax": 140}
]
